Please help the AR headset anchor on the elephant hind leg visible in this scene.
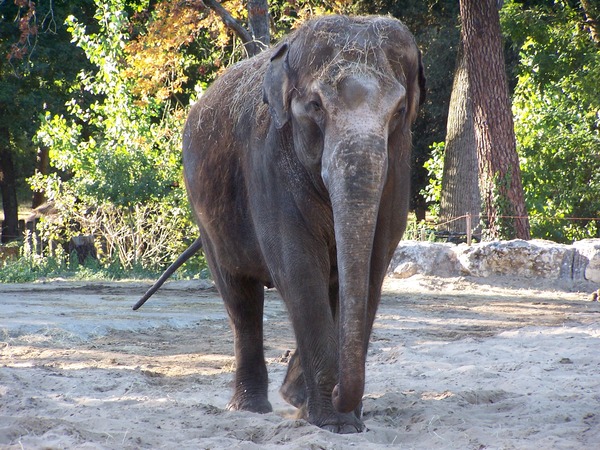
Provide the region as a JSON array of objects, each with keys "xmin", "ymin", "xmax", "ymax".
[{"xmin": 215, "ymin": 270, "xmax": 272, "ymax": 414}]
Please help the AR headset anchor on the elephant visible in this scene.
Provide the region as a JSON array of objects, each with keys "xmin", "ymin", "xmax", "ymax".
[{"xmin": 153, "ymin": 15, "xmax": 424, "ymax": 433}]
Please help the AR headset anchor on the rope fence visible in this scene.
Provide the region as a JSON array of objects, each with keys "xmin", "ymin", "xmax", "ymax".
[{"xmin": 408, "ymin": 213, "xmax": 600, "ymax": 245}]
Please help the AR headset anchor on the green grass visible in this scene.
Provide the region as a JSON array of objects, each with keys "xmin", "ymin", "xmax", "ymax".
[{"xmin": 0, "ymin": 247, "xmax": 209, "ymax": 283}]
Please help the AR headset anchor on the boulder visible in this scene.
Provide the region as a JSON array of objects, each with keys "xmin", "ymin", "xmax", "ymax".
[
  {"xmin": 454, "ymin": 239, "xmax": 574, "ymax": 279},
  {"xmin": 68, "ymin": 235, "xmax": 98, "ymax": 265},
  {"xmin": 572, "ymin": 239, "xmax": 600, "ymax": 283},
  {"xmin": 389, "ymin": 241, "xmax": 460, "ymax": 278},
  {"xmin": 388, "ymin": 238, "xmax": 600, "ymax": 282}
]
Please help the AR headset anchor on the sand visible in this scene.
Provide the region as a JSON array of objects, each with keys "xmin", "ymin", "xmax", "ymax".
[{"xmin": 1, "ymin": 275, "xmax": 599, "ymax": 449}]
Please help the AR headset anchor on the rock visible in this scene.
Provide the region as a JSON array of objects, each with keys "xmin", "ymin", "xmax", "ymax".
[
  {"xmin": 389, "ymin": 241, "xmax": 460, "ymax": 278},
  {"xmin": 572, "ymin": 239, "xmax": 600, "ymax": 283},
  {"xmin": 391, "ymin": 261, "xmax": 419, "ymax": 279},
  {"xmin": 68, "ymin": 235, "xmax": 98, "ymax": 265},
  {"xmin": 26, "ymin": 200, "xmax": 57, "ymax": 223},
  {"xmin": 388, "ymin": 238, "xmax": 600, "ymax": 282},
  {"xmin": 455, "ymin": 239, "xmax": 574, "ymax": 279}
]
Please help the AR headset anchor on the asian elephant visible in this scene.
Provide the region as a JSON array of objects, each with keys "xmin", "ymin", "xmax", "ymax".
[{"xmin": 182, "ymin": 15, "xmax": 425, "ymax": 433}]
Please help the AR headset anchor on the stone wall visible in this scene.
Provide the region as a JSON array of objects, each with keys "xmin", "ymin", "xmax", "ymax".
[{"xmin": 389, "ymin": 239, "xmax": 600, "ymax": 283}]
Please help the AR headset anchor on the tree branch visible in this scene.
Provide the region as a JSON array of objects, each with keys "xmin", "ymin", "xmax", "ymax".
[{"xmin": 202, "ymin": 0, "xmax": 261, "ymax": 55}]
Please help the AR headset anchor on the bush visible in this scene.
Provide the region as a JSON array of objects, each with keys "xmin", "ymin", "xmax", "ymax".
[{"xmin": 26, "ymin": 0, "xmax": 207, "ymax": 278}]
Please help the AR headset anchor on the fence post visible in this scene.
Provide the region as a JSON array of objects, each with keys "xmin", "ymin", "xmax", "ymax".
[{"xmin": 466, "ymin": 212, "xmax": 472, "ymax": 246}]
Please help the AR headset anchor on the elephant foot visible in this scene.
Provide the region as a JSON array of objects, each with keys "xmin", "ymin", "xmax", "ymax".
[
  {"xmin": 320, "ymin": 414, "xmax": 365, "ymax": 434},
  {"xmin": 322, "ymin": 422, "xmax": 365, "ymax": 434},
  {"xmin": 281, "ymin": 351, "xmax": 365, "ymax": 433},
  {"xmin": 295, "ymin": 404, "xmax": 365, "ymax": 434},
  {"xmin": 226, "ymin": 394, "xmax": 272, "ymax": 414},
  {"xmin": 279, "ymin": 350, "xmax": 307, "ymax": 409}
]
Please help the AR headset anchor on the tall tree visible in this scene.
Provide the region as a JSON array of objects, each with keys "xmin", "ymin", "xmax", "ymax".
[
  {"xmin": 460, "ymin": 0, "xmax": 530, "ymax": 239},
  {"xmin": 0, "ymin": 1, "xmax": 31, "ymax": 243},
  {"xmin": 247, "ymin": 0, "xmax": 270, "ymax": 50},
  {"xmin": 0, "ymin": 0, "xmax": 94, "ymax": 242},
  {"xmin": 439, "ymin": 38, "xmax": 480, "ymax": 235},
  {"xmin": 580, "ymin": 0, "xmax": 600, "ymax": 44},
  {"xmin": 0, "ymin": 125, "xmax": 18, "ymax": 242}
]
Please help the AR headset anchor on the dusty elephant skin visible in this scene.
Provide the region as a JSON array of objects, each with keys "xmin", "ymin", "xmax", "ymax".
[{"xmin": 181, "ymin": 15, "xmax": 425, "ymax": 433}]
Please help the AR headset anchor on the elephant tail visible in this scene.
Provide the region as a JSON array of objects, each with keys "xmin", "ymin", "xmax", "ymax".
[{"xmin": 132, "ymin": 236, "xmax": 203, "ymax": 310}]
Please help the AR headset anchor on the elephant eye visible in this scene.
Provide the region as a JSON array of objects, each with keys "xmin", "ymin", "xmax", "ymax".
[{"xmin": 309, "ymin": 100, "xmax": 323, "ymax": 113}]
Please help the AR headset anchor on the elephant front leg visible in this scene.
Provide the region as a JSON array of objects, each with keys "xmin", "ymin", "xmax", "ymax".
[
  {"xmin": 218, "ymin": 275, "xmax": 272, "ymax": 414},
  {"xmin": 295, "ymin": 345, "xmax": 364, "ymax": 433},
  {"xmin": 279, "ymin": 284, "xmax": 364, "ymax": 433},
  {"xmin": 280, "ymin": 272, "xmax": 363, "ymax": 431},
  {"xmin": 280, "ymin": 348, "xmax": 364, "ymax": 429}
]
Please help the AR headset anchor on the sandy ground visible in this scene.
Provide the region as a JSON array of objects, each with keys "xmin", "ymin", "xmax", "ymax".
[{"xmin": 1, "ymin": 275, "xmax": 599, "ymax": 449}]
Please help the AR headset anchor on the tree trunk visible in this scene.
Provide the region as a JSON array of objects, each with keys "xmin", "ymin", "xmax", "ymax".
[
  {"xmin": 203, "ymin": 0, "xmax": 256, "ymax": 56},
  {"xmin": 0, "ymin": 127, "xmax": 20, "ymax": 243},
  {"xmin": 440, "ymin": 38, "xmax": 480, "ymax": 236},
  {"xmin": 32, "ymin": 145, "xmax": 49, "ymax": 208},
  {"xmin": 581, "ymin": 0, "xmax": 600, "ymax": 44},
  {"xmin": 460, "ymin": 0, "xmax": 530, "ymax": 240},
  {"xmin": 203, "ymin": 0, "xmax": 270, "ymax": 57},
  {"xmin": 247, "ymin": 0, "xmax": 270, "ymax": 51}
]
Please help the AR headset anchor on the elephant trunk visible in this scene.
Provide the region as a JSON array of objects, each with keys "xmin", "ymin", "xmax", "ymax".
[{"xmin": 322, "ymin": 134, "xmax": 388, "ymax": 414}]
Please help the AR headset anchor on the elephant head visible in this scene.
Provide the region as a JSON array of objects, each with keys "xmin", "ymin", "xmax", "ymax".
[{"xmin": 263, "ymin": 16, "xmax": 425, "ymax": 414}]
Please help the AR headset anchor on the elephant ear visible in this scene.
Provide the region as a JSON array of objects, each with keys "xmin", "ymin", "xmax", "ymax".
[{"xmin": 263, "ymin": 42, "xmax": 291, "ymax": 129}]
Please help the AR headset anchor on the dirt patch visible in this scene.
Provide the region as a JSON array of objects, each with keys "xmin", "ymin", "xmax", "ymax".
[{"xmin": 1, "ymin": 276, "xmax": 599, "ymax": 449}]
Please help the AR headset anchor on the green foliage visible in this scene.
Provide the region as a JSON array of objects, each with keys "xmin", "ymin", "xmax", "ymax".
[
  {"xmin": 503, "ymin": 0, "xmax": 600, "ymax": 242},
  {"xmin": 0, "ymin": 241, "xmax": 206, "ymax": 283},
  {"xmin": 22, "ymin": 0, "xmax": 461, "ymax": 280},
  {"xmin": 0, "ymin": 0, "xmax": 96, "ymax": 198},
  {"xmin": 29, "ymin": 0, "xmax": 201, "ymax": 273},
  {"xmin": 421, "ymin": 141, "xmax": 445, "ymax": 216},
  {"xmin": 402, "ymin": 217, "xmax": 437, "ymax": 242},
  {"xmin": 34, "ymin": 0, "xmax": 184, "ymax": 207},
  {"xmin": 0, "ymin": 255, "xmax": 65, "ymax": 283},
  {"xmin": 12, "ymin": 0, "xmax": 599, "ymax": 285},
  {"xmin": 483, "ymin": 171, "xmax": 516, "ymax": 241}
]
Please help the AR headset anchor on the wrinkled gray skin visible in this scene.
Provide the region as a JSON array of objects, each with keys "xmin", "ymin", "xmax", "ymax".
[{"xmin": 183, "ymin": 15, "xmax": 425, "ymax": 433}]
